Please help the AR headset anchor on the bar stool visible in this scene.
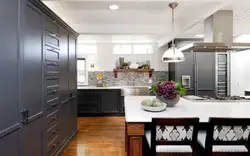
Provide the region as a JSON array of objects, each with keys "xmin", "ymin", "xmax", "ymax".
[
  {"xmin": 197, "ymin": 118, "xmax": 250, "ymax": 156},
  {"xmin": 145, "ymin": 118, "xmax": 199, "ymax": 156}
]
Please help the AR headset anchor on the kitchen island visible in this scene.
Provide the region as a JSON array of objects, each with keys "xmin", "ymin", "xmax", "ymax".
[
  {"xmin": 124, "ymin": 96, "xmax": 250, "ymax": 156},
  {"xmin": 77, "ymin": 86, "xmax": 151, "ymax": 116}
]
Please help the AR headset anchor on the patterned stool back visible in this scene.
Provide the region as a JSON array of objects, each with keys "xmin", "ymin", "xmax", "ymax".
[
  {"xmin": 206, "ymin": 118, "xmax": 250, "ymax": 150},
  {"xmin": 151, "ymin": 118, "xmax": 199, "ymax": 153}
]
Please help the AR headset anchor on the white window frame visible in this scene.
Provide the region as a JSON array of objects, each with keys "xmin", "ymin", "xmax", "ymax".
[
  {"xmin": 113, "ymin": 43, "xmax": 153, "ymax": 55},
  {"xmin": 77, "ymin": 58, "xmax": 87, "ymax": 85}
]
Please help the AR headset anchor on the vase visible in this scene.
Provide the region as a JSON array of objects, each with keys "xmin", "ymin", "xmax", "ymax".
[{"xmin": 156, "ymin": 94, "xmax": 180, "ymax": 107}]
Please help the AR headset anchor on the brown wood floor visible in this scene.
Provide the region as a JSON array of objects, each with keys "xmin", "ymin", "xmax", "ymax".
[{"xmin": 61, "ymin": 117, "xmax": 125, "ymax": 156}]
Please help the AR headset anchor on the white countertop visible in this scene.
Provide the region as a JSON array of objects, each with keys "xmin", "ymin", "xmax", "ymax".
[
  {"xmin": 78, "ymin": 86, "xmax": 123, "ymax": 89},
  {"xmin": 78, "ymin": 86, "xmax": 151, "ymax": 90},
  {"xmin": 125, "ymin": 96, "xmax": 250, "ymax": 123}
]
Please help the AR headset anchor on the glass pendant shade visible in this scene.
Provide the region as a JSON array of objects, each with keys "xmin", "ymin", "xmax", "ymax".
[
  {"xmin": 162, "ymin": 46, "xmax": 185, "ymax": 62},
  {"xmin": 162, "ymin": 2, "xmax": 185, "ymax": 63}
]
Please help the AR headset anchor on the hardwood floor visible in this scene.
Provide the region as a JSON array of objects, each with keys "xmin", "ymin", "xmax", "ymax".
[{"xmin": 61, "ymin": 117, "xmax": 125, "ymax": 156}]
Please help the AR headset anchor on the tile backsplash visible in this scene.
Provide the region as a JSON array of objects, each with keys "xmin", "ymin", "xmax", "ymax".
[{"xmin": 88, "ymin": 71, "xmax": 168, "ymax": 86}]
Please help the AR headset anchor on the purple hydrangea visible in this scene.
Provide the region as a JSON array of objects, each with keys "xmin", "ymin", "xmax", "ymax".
[{"xmin": 156, "ymin": 81, "xmax": 177, "ymax": 99}]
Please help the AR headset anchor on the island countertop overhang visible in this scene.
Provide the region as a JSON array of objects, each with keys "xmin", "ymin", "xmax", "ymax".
[{"xmin": 124, "ymin": 96, "xmax": 250, "ymax": 123}]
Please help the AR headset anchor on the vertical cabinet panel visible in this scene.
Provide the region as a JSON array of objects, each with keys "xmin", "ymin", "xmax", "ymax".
[
  {"xmin": 70, "ymin": 97, "xmax": 77, "ymax": 131},
  {"xmin": 68, "ymin": 36, "xmax": 77, "ymax": 96},
  {"xmin": 60, "ymin": 100, "xmax": 71, "ymax": 144},
  {"xmin": 0, "ymin": 131, "xmax": 19, "ymax": 156},
  {"xmin": 20, "ymin": 118, "xmax": 43, "ymax": 156},
  {"xmin": 19, "ymin": 3, "xmax": 43, "ymax": 156},
  {"xmin": 59, "ymin": 28, "xmax": 69, "ymax": 102},
  {"xmin": 20, "ymin": 3, "xmax": 43, "ymax": 119},
  {"xmin": 0, "ymin": 0, "xmax": 19, "ymax": 136}
]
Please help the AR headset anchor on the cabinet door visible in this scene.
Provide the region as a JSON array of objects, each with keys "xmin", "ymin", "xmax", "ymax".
[
  {"xmin": 60, "ymin": 100, "xmax": 71, "ymax": 144},
  {"xmin": 102, "ymin": 90, "xmax": 120, "ymax": 113},
  {"xmin": 0, "ymin": 131, "xmax": 19, "ymax": 156},
  {"xmin": 0, "ymin": 0, "xmax": 20, "ymax": 139},
  {"xmin": 19, "ymin": 3, "xmax": 43, "ymax": 156},
  {"xmin": 69, "ymin": 96, "xmax": 77, "ymax": 132},
  {"xmin": 59, "ymin": 27, "xmax": 69, "ymax": 102},
  {"xmin": 68, "ymin": 35, "xmax": 77, "ymax": 96},
  {"xmin": 195, "ymin": 52, "xmax": 216, "ymax": 96},
  {"xmin": 77, "ymin": 90, "xmax": 101, "ymax": 115}
]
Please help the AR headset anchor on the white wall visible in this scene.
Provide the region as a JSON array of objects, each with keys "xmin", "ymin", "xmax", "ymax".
[
  {"xmin": 77, "ymin": 36, "xmax": 169, "ymax": 72},
  {"xmin": 230, "ymin": 35, "xmax": 250, "ymax": 96}
]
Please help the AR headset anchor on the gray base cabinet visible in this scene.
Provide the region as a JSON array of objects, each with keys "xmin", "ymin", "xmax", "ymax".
[
  {"xmin": 0, "ymin": 0, "xmax": 78, "ymax": 156},
  {"xmin": 78, "ymin": 89, "xmax": 124, "ymax": 116}
]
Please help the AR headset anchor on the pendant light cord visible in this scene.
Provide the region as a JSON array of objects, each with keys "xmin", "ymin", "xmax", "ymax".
[{"xmin": 172, "ymin": 6, "xmax": 175, "ymax": 47}]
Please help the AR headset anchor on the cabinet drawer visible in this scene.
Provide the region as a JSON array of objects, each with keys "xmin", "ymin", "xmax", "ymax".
[
  {"xmin": 45, "ymin": 61, "xmax": 59, "ymax": 75},
  {"xmin": 45, "ymin": 75, "xmax": 59, "ymax": 90},
  {"xmin": 46, "ymin": 109, "xmax": 60, "ymax": 130},
  {"xmin": 45, "ymin": 123, "xmax": 60, "ymax": 144},
  {"xmin": 45, "ymin": 19, "xmax": 59, "ymax": 34},
  {"xmin": 46, "ymin": 33, "xmax": 59, "ymax": 47},
  {"xmin": 45, "ymin": 89, "xmax": 60, "ymax": 110},
  {"xmin": 46, "ymin": 135, "xmax": 61, "ymax": 156},
  {"xmin": 45, "ymin": 46, "xmax": 60, "ymax": 62}
]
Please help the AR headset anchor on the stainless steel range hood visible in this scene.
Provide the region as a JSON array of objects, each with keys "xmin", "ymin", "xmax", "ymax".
[{"xmin": 181, "ymin": 10, "xmax": 250, "ymax": 52}]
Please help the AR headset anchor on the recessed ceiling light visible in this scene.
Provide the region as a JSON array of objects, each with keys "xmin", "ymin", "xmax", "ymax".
[
  {"xmin": 194, "ymin": 34, "xmax": 204, "ymax": 38},
  {"xmin": 109, "ymin": 4, "xmax": 119, "ymax": 10}
]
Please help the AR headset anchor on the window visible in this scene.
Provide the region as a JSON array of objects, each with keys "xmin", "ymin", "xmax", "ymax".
[
  {"xmin": 77, "ymin": 59, "xmax": 87, "ymax": 85},
  {"xmin": 133, "ymin": 44, "xmax": 153, "ymax": 54},
  {"xmin": 113, "ymin": 44, "xmax": 132, "ymax": 54},
  {"xmin": 78, "ymin": 44, "xmax": 97, "ymax": 54},
  {"xmin": 113, "ymin": 44, "xmax": 153, "ymax": 54}
]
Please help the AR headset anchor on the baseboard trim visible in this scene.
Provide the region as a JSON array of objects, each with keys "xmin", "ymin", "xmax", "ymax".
[{"xmin": 55, "ymin": 129, "xmax": 78, "ymax": 156}]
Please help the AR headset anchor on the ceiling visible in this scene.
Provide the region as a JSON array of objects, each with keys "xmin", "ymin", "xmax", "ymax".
[{"xmin": 42, "ymin": 0, "xmax": 250, "ymax": 44}]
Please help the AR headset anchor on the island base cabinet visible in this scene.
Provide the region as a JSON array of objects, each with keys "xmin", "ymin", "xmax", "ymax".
[
  {"xmin": 78, "ymin": 89, "xmax": 124, "ymax": 116},
  {"xmin": 125, "ymin": 123, "xmax": 144, "ymax": 156}
]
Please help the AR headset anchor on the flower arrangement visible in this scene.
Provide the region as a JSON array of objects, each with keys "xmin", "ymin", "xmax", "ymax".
[{"xmin": 150, "ymin": 81, "xmax": 186, "ymax": 99}]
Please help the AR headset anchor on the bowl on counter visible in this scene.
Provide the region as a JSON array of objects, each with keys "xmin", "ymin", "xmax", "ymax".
[{"xmin": 141, "ymin": 98, "xmax": 167, "ymax": 112}]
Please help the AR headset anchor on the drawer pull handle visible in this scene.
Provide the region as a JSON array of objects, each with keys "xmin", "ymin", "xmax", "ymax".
[
  {"xmin": 48, "ymin": 62, "xmax": 58, "ymax": 66},
  {"xmin": 48, "ymin": 76, "xmax": 59, "ymax": 80},
  {"xmin": 50, "ymin": 33, "xmax": 57, "ymax": 37},
  {"xmin": 52, "ymin": 144, "xmax": 57, "ymax": 148},
  {"xmin": 47, "ymin": 47, "xmax": 56, "ymax": 51},
  {"xmin": 52, "ymin": 103, "xmax": 58, "ymax": 107}
]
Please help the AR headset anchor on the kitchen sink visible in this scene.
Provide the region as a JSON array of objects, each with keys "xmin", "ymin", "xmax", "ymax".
[{"xmin": 121, "ymin": 86, "xmax": 151, "ymax": 96}]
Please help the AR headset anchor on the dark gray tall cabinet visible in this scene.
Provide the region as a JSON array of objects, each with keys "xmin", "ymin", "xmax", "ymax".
[
  {"xmin": 0, "ymin": 0, "xmax": 19, "ymax": 155},
  {"xmin": 0, "ymin": 0, "xmax": 78, "ymax": 156}
]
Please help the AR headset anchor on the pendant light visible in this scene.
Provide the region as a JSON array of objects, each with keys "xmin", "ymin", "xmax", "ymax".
[{"xmin": 162, "ymin": 2, "xmax": 185, "ymax": 63}]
